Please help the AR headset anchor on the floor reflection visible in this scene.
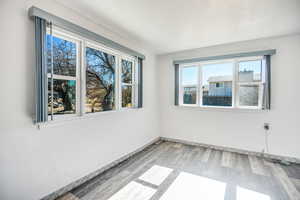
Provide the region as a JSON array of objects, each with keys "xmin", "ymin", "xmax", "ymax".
[
  {"xmin": 138, "ymin": 165, "xmax": 173, "ymax": 186},
  {"xmin": 237, "ymin": 186, "xmax": 271, "ymax": 200},
  {"xmin": 159, "ymin": 171, "xmax": 226, "ymax": 200},
  {"xmin": 69, "ymin": 142, "xmax": 287, "ymax": 200},
  {"xmin": 107, "ymin": 181, "xmax": 156, "ymax": 200},
  {"xmin": 106, "ymin": 165, "xmax": 273, "ymax": 200}
]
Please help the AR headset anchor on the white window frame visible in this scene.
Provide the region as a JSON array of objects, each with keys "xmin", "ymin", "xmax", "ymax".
[
  {"xmin": 235, "ymin": 56, "xmax": 264, "ymax": 109},
  {"xmin": 179, "ymin": 64, "xmax": 199, "ymax": 106},
  {"xmin": 178, "ymin": 56, "xmax": 265, "ymax": 110},
  {"xmin": 85, "ymin": 41, "xmax": 120, "ymax": 113},
  {"xmin": 46, "ymin": 28, "xmax": 82, "ymax": 120},
  {"xmin": 46, "ymin": 25, "xmax": 139, "ymax": 121},
  {"xmin": 120, "ymin": 56, "xmax": 137, "ymax": 110},
  {"xmin": 199, "ymin": 59, "xmax": 235, "ymax": 109}
]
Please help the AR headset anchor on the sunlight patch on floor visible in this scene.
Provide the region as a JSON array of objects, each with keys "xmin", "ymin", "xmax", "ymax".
[
  {"xmin": 107, "ymin": 181, "xmax": 156, "ymax": 200},
  {"xmin": 139, "ymin": 165, "xmax": 173, "ymax": 186},
  {"xmin": 237, "ymin": 186, "xmax": 271, "ymax": 200},
  {"xmin": 159, "ymin": 172, "xmax": 226, "ymax": 200}
]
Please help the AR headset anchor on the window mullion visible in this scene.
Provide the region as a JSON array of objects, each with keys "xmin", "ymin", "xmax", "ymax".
[
  {"xmin": 75, "ymin": 40, "xmax": 81, "ymax": 116},
  {"xmin": 179, "ymin": 66, "xmax": 183, "ymax": 105},
  {"xmin": 134, "ymin": 59, "xmax": 139, "ymax": 108},
  {"xmin": 233, "ymin": 59, "xmax": 238, "ymax": 108},
  {"xmin": 80, "ymin": 40, "xmax": 86, "ymax": 116},
  {"xmin": 258, "ymin": 82, "xmax": 264, "ymax": 109},
  {"xmin": 132, "ymin": 59, "xmax": 136, "ymax": 108},
  {"xmin": 116, "ymin": 56, "xmax": 121, "ymax": 110},
  {"xmin": 50, "ymin": 23, "xmax": 54, "ymax": 120},
  {"xmin": 199, "ymin": 65, "xmax": 203, "ymax": 107}
]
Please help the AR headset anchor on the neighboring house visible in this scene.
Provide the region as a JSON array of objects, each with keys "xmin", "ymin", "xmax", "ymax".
[
  {"xmin": 202, "ymin": 85, "xmax": 209, "ymax": 96},
  {"xmin": 207, "ymin": 75, "xmax": 232, "ymax": 97},
  {"xmin": 204, "ymin": 71, "xmax": 260, "ymax": 97}
]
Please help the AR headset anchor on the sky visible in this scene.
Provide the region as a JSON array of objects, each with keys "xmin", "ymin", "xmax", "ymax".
[{"xmin": 182, "ymin": 60, "xmax": 261, "ymax": 85}]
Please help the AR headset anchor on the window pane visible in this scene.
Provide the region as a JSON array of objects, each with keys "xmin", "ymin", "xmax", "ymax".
[
  {"xmin": 85, "ymin": 47, "xmax": 116, "ymax": 113},
  {"xmin": 48, "ymin": 79, "xmax": 76, "ymax": 115},
  {"xmin": 122, "ymin": 85, "xmax": 133, "ymax": 108},
  {"xmin": 239, "ymin": 85, "xmax": 259, "ymax": 106},
  {"xmin": 202, "ymin": 62, "xmax": 233, "ymax": 107},
  {"xmin": 122, "ymin": 60, "xmax": 133, "ymax": 84},
  {"xmin": 183, "ymin": 87, "xmax": 197, "ymax": 104},
  {"xmin": 47, "ymin": 35, "xmax": 76, "ymax": 77},
  {"xmin": 238, "ymin": 60, "xmax": 261, "ymax": 82},
  {"xmin": 182, "ymin": 66, "xmax": 197, "ymax": 85}
]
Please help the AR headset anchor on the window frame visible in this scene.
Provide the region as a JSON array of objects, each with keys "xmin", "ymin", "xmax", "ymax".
[
  {"xmin": 46, "ymin": 25, "xmax": 139, "ymax": 122},
  {"xmin": 179, "ymin": 64, "xmax": 200, "ymax": 106},
  {"xmin": 178, "ymin": 56, "xmax": 265, "ymax": 110},
  {"xmin": 120, "ymin": 56, "xmax": 137, "ymax": 110},
  {"xmin": 235, "ymin": 56, "xmax": 264, "ymax": 110},
  {"xmin": 46, "ymin": 28, "xmax": 82, "ymax": 120},
  {"xmin": 85, "ymin": 41, "xmax": 119, "ymax": 113}
]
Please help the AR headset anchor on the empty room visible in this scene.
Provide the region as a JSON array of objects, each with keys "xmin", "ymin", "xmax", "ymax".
[{"xmin": 1, "ymin": 0, "xmax": 300, "ymax": 199}]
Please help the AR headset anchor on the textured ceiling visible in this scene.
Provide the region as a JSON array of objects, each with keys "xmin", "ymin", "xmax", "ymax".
[{"xmin": 57, "ymin": 0, "xmax": 300, "ymax": 54}]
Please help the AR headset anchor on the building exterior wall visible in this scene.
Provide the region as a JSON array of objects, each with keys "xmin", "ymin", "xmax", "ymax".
[{"xmin": 208, "ymin": 81, "xmax": 232, "ymax": 97}]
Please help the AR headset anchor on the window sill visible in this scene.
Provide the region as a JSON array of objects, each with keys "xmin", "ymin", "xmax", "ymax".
[
  {"xmin": 36, "ymin": 107, "xmax": 144, "ymax": 129},
  {"xmin": 175, "ymin": 105, "xmax": 268, "ymax": 113}
]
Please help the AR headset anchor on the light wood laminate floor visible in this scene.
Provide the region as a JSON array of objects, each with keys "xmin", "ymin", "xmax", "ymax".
[{"xmin": 57, "ymin": 141, "xmax": 300, "ymax": 200}]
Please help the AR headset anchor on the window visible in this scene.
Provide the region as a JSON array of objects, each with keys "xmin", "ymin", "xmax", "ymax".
[
  {"xmin": 215, "ymin": 83, "xmax": 223, "ymax": 88},
  {"xmin": 46, "ymin": 27, "xmax": 139, "ymax": 121},
  {"xmin": 47, "ymin": 33, "xmax": 80, "ymax": 119},
  {"xmin": 180, "ymin": 66, "xmax": 198, "ymax": 105},
  {"xmin": 121, "ymin": 59, "xmax": 135, "ymax": 108},
  {"xmin": 237, "ymin": 60, "xmax": 263, "ymax": 108},
  {"xmin": 86, "ymin": 46, "xmax": 116, "ymax": 113},
  {"xmin": 178, "ymin": 56, "xmax": 266, "ymax": 109},
  {"xmin": 201, "ymin": 62, "xmax": 233, "ymax": 107}
]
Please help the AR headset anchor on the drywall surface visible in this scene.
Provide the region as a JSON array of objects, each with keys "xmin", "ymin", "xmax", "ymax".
[
  {"xmin": 0, "ymin": 0, "xmax": 159, "ymax": 199},
  {"xmin": 157, "ymin": 34, "xmax": 300, "ymax": 159}
]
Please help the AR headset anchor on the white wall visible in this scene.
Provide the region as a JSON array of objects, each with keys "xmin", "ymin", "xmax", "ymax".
[
  {"xmin": 1, "ymin": 1, "xmax": 300, "ymax": 199},
  {"xmin": 157, "ymin": 34, "xmax": 300, "ymax": 160},
  {"xmin": 0, "ymin": 1, "xmax": 159, "ymax": 200}
]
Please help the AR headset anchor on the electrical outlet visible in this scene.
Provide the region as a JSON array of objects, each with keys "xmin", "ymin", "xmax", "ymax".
[{"xmin": 264, "ymin": 123, "xmax": 270, "ymax": 131}]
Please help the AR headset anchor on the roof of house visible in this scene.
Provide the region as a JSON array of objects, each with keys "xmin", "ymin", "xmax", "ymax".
[
  {"xmin": 208, "ymin": 75, "xmax": 232, "ymax": 82},
  {"xmin": 208, "ymin": 73, "xmax": 261, "ymax": 83}
]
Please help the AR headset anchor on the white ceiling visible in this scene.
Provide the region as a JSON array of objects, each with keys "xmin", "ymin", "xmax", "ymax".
[{"xmin": 57, "ymin": 0, "xmax": 300, "ymax": 54}]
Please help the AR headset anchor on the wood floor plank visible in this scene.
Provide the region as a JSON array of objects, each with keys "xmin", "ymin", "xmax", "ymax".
[
  {"xmin": 56, "ymin": 142, "xmax": 300, "ymax": 200},
  {"xmin": 224, "ymin": 184, "xmax": 236, "ymax": 200},
  {"xmin": 200, "ymin": 148, "xmax": 211, "ymax": 163},
  {"xmin": 72, "ymin": 142, "xmax": 163, "ymax": 198},
  {"xmin": 81, "ymin": 143, "xmax": 171, "ymax": 200},
  {"xmin": 56, "ymin": 193, "xmax": 80, "ymax": 200},
  {"xmin": 222, "ymin": 151, "xmax": 235, "ymax": 168},
  {"xmin": 265, "ymin": 161, "xmax": 300, "ymax": 200},
  {"xmin": 291, "ymin": 178, "xmax": 300, "ymax": 193},
  {"xmin": 282, "ymin": 164, "xmax": 300, "ymax": 180},
  {"xmin": 234, "ymin": 153, "xmax": 251, "ymax": 173},
  {"xmin": 248, "ymin": 155, "xmax": 270, "ymax": 176},
  {"xmin": 207, "ymin": 150, "xmax": 222, "ymax": 169},
  {"xmin": 149, "ymin": 170, "xmax": 180, "ymax": 200}
]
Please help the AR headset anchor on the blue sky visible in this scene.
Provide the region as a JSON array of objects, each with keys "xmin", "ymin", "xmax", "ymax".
[
  {"xmin": 182, "ymin": 60, "xmax": 261, "ymax": 85},
  {"xmin": 182, "ymin": 63, "xmax": 233, "ymax": 85},
  {"xmin": 202, "ymin": 63, "xmax": 233, "ymax": 84},
  {"xmin": 239, "ymin": 60, "xmax": 261, "ymax": 74}
]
